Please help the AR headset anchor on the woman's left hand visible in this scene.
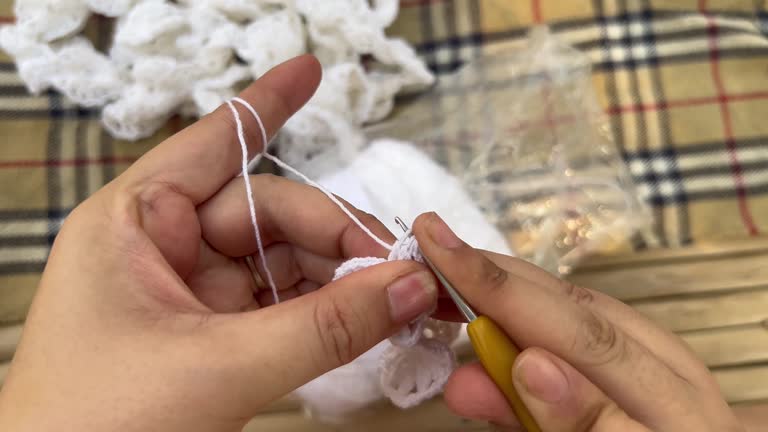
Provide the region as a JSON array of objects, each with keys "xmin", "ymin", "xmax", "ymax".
[{"xmin": 0, "ymin": 55, "xmax": 438, "ymax": 432}]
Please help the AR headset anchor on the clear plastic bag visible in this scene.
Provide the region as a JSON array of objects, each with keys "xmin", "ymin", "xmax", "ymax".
[{"xmin": 366, "ymin": 26, "xmax": 655, "ymax": 274}]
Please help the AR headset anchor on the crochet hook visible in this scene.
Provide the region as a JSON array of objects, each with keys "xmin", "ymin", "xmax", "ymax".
[{"xmin": 394, "ymin": 217, "xmax": 542, "ymax": 432}]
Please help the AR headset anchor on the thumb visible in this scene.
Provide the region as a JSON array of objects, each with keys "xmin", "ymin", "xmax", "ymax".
[
  {"xmin": 512, "ymin": 348, "xmax": 647, "ymax": 432},
  {"xmin": 209, "ymin": 260, "xmax": 437, "ymax": 404}
]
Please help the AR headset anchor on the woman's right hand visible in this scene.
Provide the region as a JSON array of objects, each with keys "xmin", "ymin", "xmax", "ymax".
[{"xmin": 413, "ymin": 212, "xmax": 744, "ymax": 432}]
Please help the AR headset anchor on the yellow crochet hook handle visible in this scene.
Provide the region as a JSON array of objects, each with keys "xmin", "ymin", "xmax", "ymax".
[{"xmin": 467, "ymin": 316, "xmax": 542, "ymax": 432}]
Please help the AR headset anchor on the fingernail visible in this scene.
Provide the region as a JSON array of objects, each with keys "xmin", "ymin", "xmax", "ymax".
[
  {"xmin": 387, "ymin": 271, "xmax": 437, "ymax": 322},
  {"xmin": 426, "ymin": 213, "xmax": 463, "ymax": 249},
  {"xmin": 514, "ymin": 351, "xmax": 569, "ymax": 403}
]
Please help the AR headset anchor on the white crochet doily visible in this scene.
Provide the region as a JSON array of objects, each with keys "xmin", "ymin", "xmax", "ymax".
[{"xmin": 0, "ymin": 0, "xmax": 434, "ymax": 177}]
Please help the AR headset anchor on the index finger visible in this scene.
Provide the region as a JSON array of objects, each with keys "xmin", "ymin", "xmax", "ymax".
[
  {"xmin": 197, "ymin": 174, "xmax": 396, "ymax": 260},
  {"xmin": 121, "ymin": 55, "xmax": 322, "ymax": 204}
]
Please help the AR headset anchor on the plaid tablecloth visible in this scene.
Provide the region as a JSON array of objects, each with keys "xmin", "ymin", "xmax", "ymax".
[{"xmin": 1, "ymin": 0, "xmax": 768, "ymax": 328}]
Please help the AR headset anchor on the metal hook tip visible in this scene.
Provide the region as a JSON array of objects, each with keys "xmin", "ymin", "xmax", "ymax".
[{"xmin": 394, "ymin": 217, "xmax": 408, "ymax": 233}]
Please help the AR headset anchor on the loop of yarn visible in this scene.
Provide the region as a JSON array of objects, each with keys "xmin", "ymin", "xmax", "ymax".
[
  {"xmin": 225, "ymin": 99, "xmax": 279, "ymax": 304},
  {"xmin": 231, "ymin": 97, "xmax": 393, "ymax": 252},
  {"xmin": 227, "ymin": 96, "xmax": 394, "ymax": 304},
  {"xmin": 387, "ymin": 229, "xmax": 422, "ymax": 262}
]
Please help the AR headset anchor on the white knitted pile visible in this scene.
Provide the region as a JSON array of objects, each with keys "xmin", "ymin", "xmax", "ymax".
[{"xmin": 0, "ymin": 0, "xmax": 434, "ymax": 175}]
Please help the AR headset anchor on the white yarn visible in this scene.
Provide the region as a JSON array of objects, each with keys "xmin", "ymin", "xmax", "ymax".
[
  {"xmin": 0, "ymin": 0, "xmax": 434, "ymax": 177},
  {"xmin": 387, "ymin": 230, "xmax": 423, "ymax": 262},
  {"xmin": 226, "ymin": 100, "xmax": 279, "ymax": 305},
  {"xmin": 234, "ymin": 9, "xmax": 305, "ymax": 78},
  {"xmin": 232, "ymin": 98, "xmax": 394, "ymax": 252},
  {"xmin": 14, "ymin": 0, "xmax": 89, "ymax": 42},
  {"xmin": 86, "ymin": 0, "xmax": 137, "ymax": 18}
]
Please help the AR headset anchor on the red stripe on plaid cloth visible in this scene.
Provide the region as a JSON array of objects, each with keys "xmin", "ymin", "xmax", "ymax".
[
  {"xmin": 700, "ymin": 0, "xmax": 759, "ymax": 236},
  {"xmin": 518, "ymin": 114, "xmax": 577, "ymax": 133},
  {"xmin": 0, "ymin": 17, "xmax": 14, "ymax": 24},
  {"xmin": 506, "ymin": 91, "xmax": 768, "ymax": 134},
  {"xmin": 606, "ymin": 91, "xmax": 768, "ymax": 115},
  {"xmin": 0, "ymin": 157, "xmax": 137, "ymax": 169},
  {"xmin": 540, "ymin": 80, "xmax": 560, "ymax": 143},
  {"xmin": 531, "ymin": 0, "xmax": 543, "ymax": 24}
]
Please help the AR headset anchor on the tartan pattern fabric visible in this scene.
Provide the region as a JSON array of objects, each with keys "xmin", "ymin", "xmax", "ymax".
[
  {"xmin": 1, "ymin": 0, "xmax": 768, "ymax": 325},
  {"xmin": 389, "ymin": 0, "xmax": 768, "ymax": 250}
]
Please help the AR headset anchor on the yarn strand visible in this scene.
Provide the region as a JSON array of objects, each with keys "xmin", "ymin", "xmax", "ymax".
[
  {"xmin": 231, "ymin": 97, "xmax": 394, "ymax": 252},
  {"xmin": 226, "ymin": 101, "xmax": 280, "ymax": 305}
]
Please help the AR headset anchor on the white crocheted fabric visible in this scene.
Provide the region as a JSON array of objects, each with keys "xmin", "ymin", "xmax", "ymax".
[
  {"xmin": 309, "ymin": 230, "xmax": 461, "ymax": 413},
  {"xmin": 0, "ymin": 0, "xmax": 434, "ymax": 176}
]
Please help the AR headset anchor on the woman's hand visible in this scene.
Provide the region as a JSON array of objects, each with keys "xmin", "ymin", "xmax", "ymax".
[
  {"xmin": 0, "ymin": 56, "xmax": 438, "ymax": 432},
  {"xmin": 413, "ymin": 212, "xmax": 744, "ymax": 432}
]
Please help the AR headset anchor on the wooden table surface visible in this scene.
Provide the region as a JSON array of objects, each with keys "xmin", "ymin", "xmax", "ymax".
[{"xmin": 1, "ymin": 239, "xmax": 767, "ymax": 430}]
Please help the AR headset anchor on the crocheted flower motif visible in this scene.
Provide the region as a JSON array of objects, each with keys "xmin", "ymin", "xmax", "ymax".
[
  {"xmin": 379, "ymin": 339, "xmax": 457, "ymax": 408},
  {"xmin": 0, "ymin": 0, "xmax": 434, "ymax": 177},
  {"xmin": 330, "ymin": 230, "xmax": 462, "ymax": 409}
]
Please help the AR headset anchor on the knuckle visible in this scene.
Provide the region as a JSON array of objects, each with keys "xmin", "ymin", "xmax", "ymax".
[
  {"xmin": 559, "ymin": 280, "xmax": 595, "ymax": 305},
  {"xmin": 582, "ymin": 400, "xmax": 623, "ymax": 431},
  {"xmin": 210, "ymin": 103, "xmax": 241, "ymax": 144},
  {"xmin": 212, "ymin": 98, "xmax": 275, "ymax": 152},
  {"xmin": 576, "ymin": 310, "xmax": 627, "ymax": 366},
  {"xmin": 107, "ymin": 180, "xmax": 181, "ymax": 229},
  {"xmin": 506, "ymin": 255, "xmax": 532, "ymax": 268},
  {"xmin": 477, "ymin": 257, "xmax": 509, "ymax": 293},
  {"xmin": 312, "ymin": 296, "xmax": 358, "ymax": 366},
  {"xmin": 135, "ymin": 181, "xmax": 178, "ymax": 213}
]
